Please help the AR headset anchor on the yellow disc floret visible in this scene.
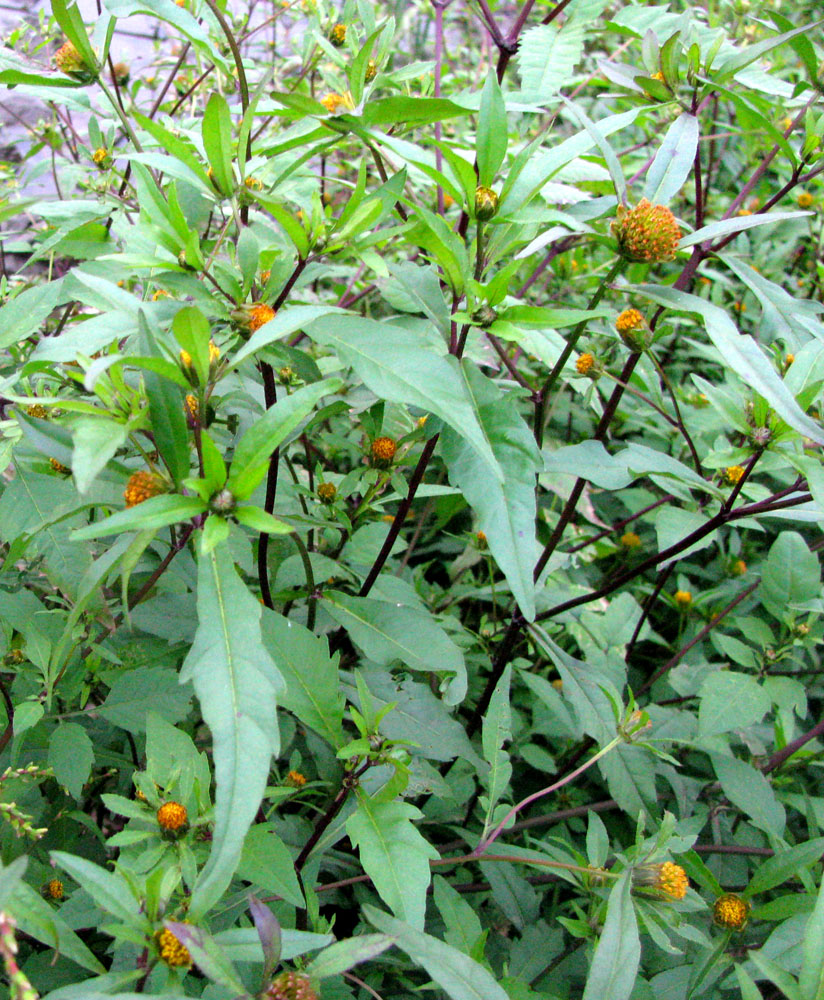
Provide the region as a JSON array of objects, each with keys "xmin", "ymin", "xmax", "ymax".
[
  {"xmin": 285, "ymin": 770, "xmax": 307, "ymax": 787},
  {"xmin": 156, "ymin": 926, "xmax": 191, "ymax": 968},
  {"xmin": 45, "ymin": 878, "xmax": 64, "ymax": 900},
  {"xmin": 157, "ymin": 801, "xmax": 188, "ymax": 832},
  {"xmin": 713, "ymin": 893, "xmax": 750, "ymax": 931},
  {"xmin": 620, "ymin": 531, "xmax": 641, "ymax": 549},
  {"xmin": 797, "ymin": 191, "xmax": 814, "ymax": 209},
  {"xmin": 328, "ymin": 22, "xmax": 346, "ymax": 46},
  {"xmin": 576, "ymin": 352, "xmax": 595, "ymax": 376},
  {"xmin": 612, "ymin": 198, "xmax": 682, "ymax": 263},
  {"xmin": 674, "ymin": 589, "xmax": 692, "ymax": 608},
  {"xmin": 633, "ymin": 861, "xmax": 689, "ymax": 900},
  {"xmin": 370, "ymin": 436, "xmax": 397, "ymax": 468},
  {"xmin": 724, "ymin": 465, "xmax": 745, "ymax": 484},
  {"xmin": 124, "ymin": 470, "xmax": 165, "ymax": 508}
]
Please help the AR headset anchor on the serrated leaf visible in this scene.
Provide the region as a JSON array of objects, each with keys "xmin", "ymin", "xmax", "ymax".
[
  {"xmin": 49, "ymin": 853, "xmax": 144, "ymax": 928},
  {"xmin": 346, "ymin": 797, "xmax": 438, "ymax": 930},
  {"xmin": 365, "ymin": 905, "xmax": 510, "ymax": 1000},
  {"xmin": 517, "ymin": 22, "xmax": 585, "ymax": 102},
  {"xmin": 303, "ymin": 933, "xmax": 395, "ymax": 979},
  {"xmin": 582, "ymin": 873, "xmax": 639, "ymax": 1000},
  {"xmin": 166, "ymin": 922, "xmax": 245, "ymax": 994},
  {"xmin": 442, "ymin": 364, "xmax": 541, "ymax": 620},
  {"xmin": 323, "ymin": 591, "xmax": 467, "ymax": 705},
  {"xmin": 181, "ymin": 545, "xmax": 285, "ymax": 917},
  {"xmin": 306, "ymin": 314, "xmax": 503, "ymax": 482},
  {"xmin": 629, "ymin": 284, "xmax": 824, "ymax": 444}
]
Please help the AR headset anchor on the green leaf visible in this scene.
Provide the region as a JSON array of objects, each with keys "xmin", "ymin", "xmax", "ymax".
[
  {"xmin": 748, "ymin": 950, "xmax": 803, "ymax": 1000},
  {"xmin": 48, "ymin": 723, "xmax": 94, "ymax": 799},
  {"xmin": 303, "ymin": 934, "xmax": 395, "ymax": 979},
  {"xmin": 166, "ymin": 922, "xmax": 246, "ymax": 994},
  {"xmin": 517, "ymin": 21, "xmax": 585, "ymax": 103},
  {"xmin": 142, "ymin": 334, "xmax": 190, "ymax": 487},
  {"xmin": 347, "ymin": 797, "xmax": 438, "ymax": 930},
  {"xmin": 181, "ymin": 545, "xmax": 285, "ymax": 917},
  {"xmin": 678, "ymin": 210, "xmax": 810, "ymax": 249},
  {"xmin": 8, "ymin": 880, "xmax": 106, "ymax": 975},
  {"xmin": 365, "ymin": 906, "xmax": 510, "ymax": 1000},
  {"xmin": 698, "ymin": 672, "xmax": 770, "ymax": 737},
  {"xmin": 202, "ymin": 93, "xmax": 235, "ymax": 195},
  {"xmin": 98, "ymin": 667, "xmax": 193, "ymax": 733},
  {"xmin": 237, "ymin": 825, "xmax": 304, "ymax": 907},
  {"xmin": 582, "ymin": 873, "xmax": 640, "ymax": 1000},
  {"xmin": 629, "ymin": 284, "xmax": 824, "ymax": 444},
  {"xmin": 306, "ymin": 314, "xmax": 503, "ymax": 481},
  {"xmin": 226, "ymin": 378, "xmax": 344, "ymax": 500},
  {"xmin": 760, "ymin": 532, "xmax": 821, "ymax": 618},
  {"xmin": 50, "ymin": 853, "xmax": 145, "ymax": 928},
  {"xmin": 477, "ymin": 70, "xmax": 507, "ymax": 186},
  {"xmin": 72, "ymin": 495, "xmax": 205, "ymax": 540},
  {"xmin": 481, "ymin": 665, "xmax": 512, "ymax": 835},
  {"xmin": 799, "ymin": 873, "xmax": 824, "ymax": 1000},
  {"xmin": 0, "ymin": 858, "xmax": 27, "ymax": 912},
  {"xmin": 261, "ymin": 610, "xmax": 345, "ymax": 748},
  {"xmin": 323, "ymin": 591, "xmax": 467, "ymax": 705},
  {"xmin": 71, "ymin": 418, "xmax": 129, "ymax": 495},
  {"xmin": 745, "ymin": 839, "xmax": 824, "ymax": 898},
  {"xmin": 442, "ymin": 364, "xmax": 542, "ymax": 620},
  {"xmin": 711, "ymin": 753, "xmax": 785, "ymax": 838},
  {"xmin": 432, "ymin": 875, "xmax": 484, "ymax": 956},
  {"xmin": 643, "ymin": 113, "xmax": 698, "ymax": 204}
]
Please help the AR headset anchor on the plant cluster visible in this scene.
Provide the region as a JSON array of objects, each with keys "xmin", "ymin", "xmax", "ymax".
[{"xmin": 1, "ymin": 0, "xmax": 824, "ymax": 998}]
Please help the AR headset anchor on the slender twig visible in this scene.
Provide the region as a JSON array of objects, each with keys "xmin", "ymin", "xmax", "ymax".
[
  {"xmin": 623, "ymin": 563, "xmax": 674, "ymax": 663},
  {"xmin": 761, "ymin": 714, "xmax": 824, "ymax": 775}
]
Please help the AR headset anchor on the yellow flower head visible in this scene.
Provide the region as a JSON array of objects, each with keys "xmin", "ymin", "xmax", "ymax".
[
  {"xmin": 111, "ymin": 61, "xmax": 130, "ymax": 85},
  {"xmin": 285, "ymin": 770, "xmax": 307, "ymax": 788},
  {"xmin": 724, "ymin": 465, "xmax": 745, "ymax": 485},
  {"xmin": 244, "ymin": 176, "xmax": 263, "ymax": 191},
  {"xmin": 620, "ymin": 531, "xmax": 641, "ymax": 549},
  {"xmin": 152, "ymin": 289, "xmax": 170, "ymax": 301},
  {"xmin": 633, "ymin": 861, "xmax": 689, "ymax": 900},
  {"xmin": 156, "ymin": 926, "xmax": 191, "ymax": 968},
  {"xmin": 798, "ymin": 191, "xmax": 814, "ymax": 209},
  {"xmin": 321, "ymin": 92, "xmax": 345, "ymax": 114},
  {"xmin": 785, "ymin": 352, "xmax": 795, "ymax": 366},
  {"xmin": 713, "ymin": 893, "xmax": 749, "ymax": 931},
  {"xmin": 731, "ymin": 559, "xmax": 747, "ymax": 576},
  {"xmin": 317, "ymin": 482, "xmax": 337, "ymax": 504},
  {"xmin": 54, "ymin": 40, "xmax": 96, "ymax": 82},
  {"xmin": 251, "ymin": 303, "xmax": 276, "ymax": 331},
  {"xmin": 26, "ymin": 404, "xmax": 48, "ymax": 419},
  {"xmin": 674, "ymin": 589, "xmax": 692, "ymax": 608},
  {"xmin": 365, "ymin": 59, "xmax": 378, "ymax": 82},
  {"xmin": 612, "ymin": 198, "xmax": 682, "ymax": 263},
  {"xmin": 260, "ymin": 269, "xmax": 271, "ymax": 284},
  {"xmin": 615, "ymin": 307, "xmax": 650, "ymax": 351},
  {"xmin": 474, "ymin": 186, "xmax": 499, "ymax": 221},
  {"xmin": 50, "ymin": 457, "xmax": 70, "ymax": 475},
  {"xmin": 551, "ymin": 678, "xmax": 564, "ymax": 692},
  {"xmin": 265, "ymin": 971, "xmax": 318, "ymax": 1000},
  {"xmin": 44, "ymin": 878, "xmax": 64, "ymax": 901},
  {"xmin": 370, "ymin": 436, "xmax": 397, "ymax": 468},
  {"xmin": 124, "ymin": 470, "xmax": 165, "ymax": 508},
  {"xmin": 329, "ymin": 22, "xmax": 347, "ymax": 46},
  {"xmin": 476, "ymin": 530, "xmax": 488, "ymax": 549},
  {"xmin": 92, "ymin": 147, "xmax": 109, "ymax": 165},
  {"xmin": 157, "ymin": 801, "xmax": 188, "ymax": 836},
  {"xmin": 575, "ymin": 352, "xmax": 597, "ymax": 376}
]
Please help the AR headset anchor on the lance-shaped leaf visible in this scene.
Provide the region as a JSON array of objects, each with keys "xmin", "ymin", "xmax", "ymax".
[
  {"xmin": 72, "ymin": 495, "xmax": 205, "ymax": 540},
  {"xmin": 364, "ymin": 906, "xmax": 510, "ymax": 1000},
  {"xmin": 303, "ymin": 933, "xmax": 396, "ymax": 979},
  {"xmin": 306, "ymin": 314, "xmax": 503, "ymax": 481},
  {"xmin": 226, "ymin": 378, "xmax": 343, "ymax": 500},
  {"xmin": 166, "ymin": 922, "xmax": 246, "ymax": 994},
  {"xmin": 481, "ymin": 665, "xmax": 512, "ymax": 839},
  {"xmin": 582, "ymin": 873, "xmax": 640, "ymax": 1000},
  {"xmin": 441, "ymin": 364, "xmax": 541, "ymax": 620},
  {"xmin": 346, "ymin": 797, "xmax": 438, "ymax": 931},
  {"xmin": 181, "ymin": 545, "xmax": 285, "ymax": 917},
  {"xmin": 630, "ymin": 284, "xmax": 824, "ymax": 444}
]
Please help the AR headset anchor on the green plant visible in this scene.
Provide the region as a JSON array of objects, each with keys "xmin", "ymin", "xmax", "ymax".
[{"xmin": 1, "ymin": 0, "xmax": 824, "ymax": 997}]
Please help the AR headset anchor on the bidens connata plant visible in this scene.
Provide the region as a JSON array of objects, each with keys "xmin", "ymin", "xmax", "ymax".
[{"xmin": 1, "ymin": 0, "xmax": 824, "ymax": 998}]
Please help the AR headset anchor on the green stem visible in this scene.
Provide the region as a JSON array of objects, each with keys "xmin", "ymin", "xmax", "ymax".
[{"xmin": 98, "ymin": 78, "xmax": 143, "ymax": 153}]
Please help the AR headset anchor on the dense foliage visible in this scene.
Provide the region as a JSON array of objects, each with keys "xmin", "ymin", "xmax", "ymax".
[{"xmin": 1, "ymin": 0, "xmax": 824, "ymax": 997}]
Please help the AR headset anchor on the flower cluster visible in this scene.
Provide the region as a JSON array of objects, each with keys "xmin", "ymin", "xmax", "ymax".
[
  {"xmin": 713, "ymin": 893, "xmax": 749, "ymax": 931},
  {"xmin": 632, "ymin": 861, "xmax": 689, "ymax": 899},
  {"xmin": 156, "ymin": 801, "xmax": 188, "ymax": 837},
  {"xmin": 266, "ymin": 971, "xmax": 318, "ymax": 1000},
  {"xmin": 370, "ymin": 436, "xmax": 397, "ymax": 468}
]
